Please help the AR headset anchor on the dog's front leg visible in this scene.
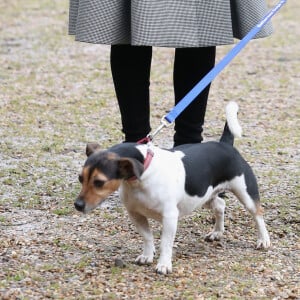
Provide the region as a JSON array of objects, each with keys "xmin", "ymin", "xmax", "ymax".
[
  {"xmin": 156, "ymin": 213, "xmax": 178, "ymax": 275},
  {"xmin": 128, "ymin": 211, "xmax": 155, "ymax": 265}
]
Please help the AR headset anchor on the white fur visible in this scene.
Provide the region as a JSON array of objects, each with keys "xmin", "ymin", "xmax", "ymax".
[
  {"xmin": 204, "ymin": 196, "xmax": 226, "ymax": 241},
  {"xmin": 226, "ymin": 101, "xmax": 242, "ymax": 138},
  {"xmin": 255, "ymin": 215, "xmax": 271, "ymax": 249},
  {"xmin": 119, "ymin": 146, "xmax": 270, "ymax": 274}
]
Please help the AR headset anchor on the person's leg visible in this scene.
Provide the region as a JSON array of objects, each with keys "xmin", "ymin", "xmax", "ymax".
[
  {"xmin": 110, "ymin": 45, "xmax": 152, "ymax": 142},
  {"xmin": 173, "ymin": 46, "xmax": 216, "ymax": 146}
]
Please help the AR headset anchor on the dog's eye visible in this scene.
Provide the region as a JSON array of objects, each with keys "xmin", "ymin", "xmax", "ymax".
[
  {"xmin": 94, "ymin": 179, "xmax": 105, "ymax": 188},
  {"xmin": 78, "ymin": 175, "xmax": 83, "ymax": 184}
]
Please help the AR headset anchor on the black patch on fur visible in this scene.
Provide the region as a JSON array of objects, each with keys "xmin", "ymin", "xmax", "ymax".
[
  {"xmin": 243, "ymin": 164, "xmax": 260, "ymax": 201},
  {"xmin": 173, "ymin": 142, "xmax": 259, "ymax": 199},
  {"xmin": 85, "ymin": 143, "xmax": 144, "ymax": 180},
  {"xmin": 219, "ymin": 122, "xmax": 234, "ymax": 145},
  {"xmin": 108, "ymin": 143, "xmax": 144, "ymax": 163},
  {"xmin": 85, "ymin": 152, "xmax": 120, "ymax": 180}
]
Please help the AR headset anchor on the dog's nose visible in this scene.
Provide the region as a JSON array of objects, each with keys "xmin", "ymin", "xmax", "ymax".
[{"xmin": 74, "ymin": 198, "xmax": 85, "ymax": 212}]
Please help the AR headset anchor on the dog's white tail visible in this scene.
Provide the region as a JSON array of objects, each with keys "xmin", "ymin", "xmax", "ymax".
[{"xmin": 226, "ymin": 101, "xmax": 242, "ymax": 138}]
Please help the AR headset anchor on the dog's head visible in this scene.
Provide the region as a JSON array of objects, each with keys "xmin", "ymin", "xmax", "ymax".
[{"xmin": 74, "ymin": 143, "xmax": 144, "ymax": 213}]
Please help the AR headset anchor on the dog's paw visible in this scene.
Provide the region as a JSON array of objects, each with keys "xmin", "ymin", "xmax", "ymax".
[
  {"xmin": 204, "ymin": 231, "xmax": 223, "ymax": 242},
  {"xmin": 155, "ymin": 263, "xmax": 172, "ymax": 275},
  {"xmin": 135, "ymin": 255, "xmax": 153, "ymax": 265},
  {"xmin": 256, "ymin": 237, "xmax": 271, "ymax": 249}
]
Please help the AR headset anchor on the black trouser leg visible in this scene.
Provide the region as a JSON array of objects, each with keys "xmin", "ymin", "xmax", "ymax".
[
  {"xmin": 110, "ymin": 44, "xmax": 152, "ymax": 142},
  {"xmin": 173, "ymin": 46, "xmax": 216, "ymax": 146}
]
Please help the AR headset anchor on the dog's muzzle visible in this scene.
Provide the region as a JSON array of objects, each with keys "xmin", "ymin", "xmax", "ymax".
[{"xmin": 74, "ymin": 198, "xmax": 85, "ymax": 212}]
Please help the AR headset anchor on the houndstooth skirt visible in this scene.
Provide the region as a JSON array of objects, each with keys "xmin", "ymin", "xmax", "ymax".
[{"xmin": 69, "ymin": 0, "xmax": 273, "ymax": 48}]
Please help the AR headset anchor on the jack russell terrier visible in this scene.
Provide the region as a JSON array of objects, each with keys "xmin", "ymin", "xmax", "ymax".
[{"xmin": 74, "ymin": 102, "xmax": 270, "ymax": 274}]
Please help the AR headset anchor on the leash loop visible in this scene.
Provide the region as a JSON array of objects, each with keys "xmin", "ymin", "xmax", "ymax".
[{"xmin": 147, "ymin": 115, "xmax": 173, "ymax": 142}]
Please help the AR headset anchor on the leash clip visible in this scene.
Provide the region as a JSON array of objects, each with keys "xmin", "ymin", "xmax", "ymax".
[{"xmin": 147, "ymin": 115, "xmax": 172, "ymax": 142}]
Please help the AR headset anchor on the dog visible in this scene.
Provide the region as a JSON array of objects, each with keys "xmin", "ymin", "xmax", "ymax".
[{"xmin": 75, "ymin": 102, "xmax": 270, "ymax": 274}]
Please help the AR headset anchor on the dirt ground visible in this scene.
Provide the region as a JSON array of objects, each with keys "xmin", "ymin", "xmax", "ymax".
[{"xmin": 0, "ymin": 0, "xmax": 299, "ymax": 299}]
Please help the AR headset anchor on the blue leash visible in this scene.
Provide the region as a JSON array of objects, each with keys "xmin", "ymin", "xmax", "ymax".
[{"xmin": 149, "ymin": 0, "xmax": 287, "ymax": 140}]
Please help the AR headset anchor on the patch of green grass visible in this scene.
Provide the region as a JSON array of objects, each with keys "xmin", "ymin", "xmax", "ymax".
[
  {"xmin": 101, "ymin": 293, "xmax": 118, "ymax": 300},
  {"xmin": 75, "ymin": 256, "xmax": 92, "ymax": 270},
  {"xmin": 6, "ymin": 271, "xmax": 26, "ymax": 282},
  {"xmin": 102, "ymin": 212, "xmax": 116, "ymax": 220},
  {"xmin": 52, "ymin": 207, "xmax": 72, "ymax": 216},
  {"xmin": 41, "ymin": 264, "xmax": 58, "ymax": 272},
  {"xmin": 0, "ymin": 216, "xmax": 7, "ymax": 223},
  {"xmin": 2, "ymin": 178, "xmax": 13, "ymax": 186},
  {"xmin": 49, "ymin": 282, "xmax": 61, "ymax": 291},
  {"xmin": 53, "ymin": 238, "xmax": 74, "ymax": 250},
  {"xmin": 110, "ymin": 266, "xmax": 122, "ymax": 276}
]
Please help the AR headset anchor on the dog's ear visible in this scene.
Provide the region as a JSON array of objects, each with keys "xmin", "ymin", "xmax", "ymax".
[
  {"xmin": 117, "ymin": 158, "xmax": 144, "ymax": 180},
  {"xmin": 86, "ymin": 143, "xmax": 101, "ymax": 157}
]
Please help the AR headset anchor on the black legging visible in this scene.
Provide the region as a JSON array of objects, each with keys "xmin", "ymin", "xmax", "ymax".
[{"xmin": 110, "ymin": 45, "xmax": 216, "ymax": 145}]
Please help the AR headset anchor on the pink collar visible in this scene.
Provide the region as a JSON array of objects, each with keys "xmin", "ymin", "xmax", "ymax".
[
  {"xmin": 143, "ymin": 148, "xmax": 154, "ymax": 170},
  {"xmin": 127, "ymin": 148, "xmax": 154, "ymax": 181}
]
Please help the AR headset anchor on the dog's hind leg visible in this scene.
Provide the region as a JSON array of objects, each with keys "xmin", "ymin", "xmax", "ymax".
[
  {"xmin": 204, "ymin": 196, "xmax": 225, "ymax": 242},
  {"xmin": 230, "ymin": 175, "xmax": 271, "ymax": 249},
  {"xmin": 253, "ymin": 208, "xmax": 271, "ymax": 249},
  {"xmin": 128, "ymin": 212, "xmax": 155, "ymax": 265}
]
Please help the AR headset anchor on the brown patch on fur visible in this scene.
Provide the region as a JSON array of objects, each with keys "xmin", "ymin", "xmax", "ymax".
[
  {"xmin": 78, "ymin": 167, "xmax": 121, "ymax": 209},
  {"xmin": 86, "ymin": 143, "xmax": 101, "ymax": 157},
  {"xmin": 118, "ymin": 158, "xmax": 144, "ymax": 179},
  {"xmin": 107, "ymin": 152, "xmax": 119, "ymax": 160},
  {"xmin": 255, "ymin": 204, "xmax": 264, "ymax": 216}
]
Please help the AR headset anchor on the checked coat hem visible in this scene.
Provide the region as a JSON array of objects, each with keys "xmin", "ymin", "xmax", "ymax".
[{"xmin": 69, "ymin": 0, "xmax": 273, "ymax": 48}]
